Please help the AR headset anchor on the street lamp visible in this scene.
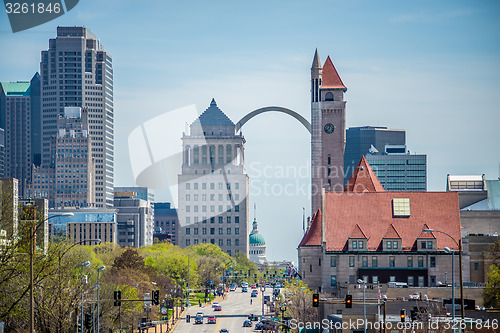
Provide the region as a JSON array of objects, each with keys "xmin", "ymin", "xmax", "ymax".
[
  {"xmin": 444, "ymin": 247, "xmax": 457, "ymax": 324},
  {"xmin": 357, "ymin": 279, "xmax": 367, "ymax": 333},
  {"xmin": 28, "ymin": 212, "xmax": 74, "ymax": 333},
  {"xmin": 260, "ymin": 285, "xmax": 266, "ymax": 319},
  {"xmin": 96, "ymin": 265, "xmax": 105, "ymax": 333},
  {"xmin": 280, "ymin": 303, "xmax": 288, "ymax": 333},
  {"xmin": 423, "ymin": 228, "xmax": 464, "ymax": 319},
  {"xmin": 80, "ymin": 261, "xmax": 90, "ymax": 333}
]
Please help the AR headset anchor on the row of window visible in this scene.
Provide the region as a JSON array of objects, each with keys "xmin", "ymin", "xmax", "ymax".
[
  {"xmin": 186, "ymin": 204, "xmax": 239, "ymax": 213},
  {"xmin": 185, "ymin": 227, "xmax": 240, "ymax": 235},
  {"xmin": 185, "ymin": 216, "xmax": 240, "ymax": 224},
  {"xmin": 186, "ymin": 182, "xmax": 240, "ymax": 190},
  {"xmin": 330, "ymin": 275, "xmax": 426, "ymax": 287},
  {"xmin": 185, "ymin": 238, "xmax": 240, "ymax": 248},
  {"xmin": 329, "ymin": 255, "xmax": 436, "ymax": 268},
  {"xmin": 185, "ymin": 193, "xmax": 240, "ymax": 201}
]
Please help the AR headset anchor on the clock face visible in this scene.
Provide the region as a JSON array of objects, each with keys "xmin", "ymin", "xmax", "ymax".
[{"xmin": 324, "ymin": 123, "xmax": 335, "ymax": 134}]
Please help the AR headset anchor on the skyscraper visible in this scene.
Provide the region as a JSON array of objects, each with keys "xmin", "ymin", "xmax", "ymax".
[
  {"xmin": 0, "ymin": 74, "xmax": 40, "ymax": 196},
  {"xmin": 40, "ymin": 27, "xmax": 113, "ymax": 207},
  {"xmin": 344, "ymin": 126, "xmax": 405, "ymax": 184},
  {"xmin": 310, "ymin": 50, "xmax": 347, "ymax": 213},
  {"xmin": 178, "ymin": 99, "xmax": 249, "ymax": 257}
]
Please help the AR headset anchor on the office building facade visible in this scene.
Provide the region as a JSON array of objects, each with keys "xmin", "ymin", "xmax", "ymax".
[
  {"xmin": 154, "ymin": 202, "xmax": 178, "ymax": 245},
  {"xmin": 178, "ymin": 99, "xmax": 249, "ymax": 257},
  {"xmin": 40, "ymin": 26, "xmax": 113, "ymax": 207},
  {"xmin": 114, "ymin": 191, "xmax": 154, "ymax": 248}
]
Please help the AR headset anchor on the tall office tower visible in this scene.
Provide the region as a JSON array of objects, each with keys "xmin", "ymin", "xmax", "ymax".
[
  {"xmin": 0, "ymin": 128, "xmax": 5, "ymax": 178},
  {"xmin": 114, "ymin": 191, "xmax": 154, "ymax": 248},
  {"xmin": 310, "ymin": 50, "xmax": 347, "ymax": 214},
  {"xmin": 178, "ymin": 99, "xmax": 249, "ymax": 257},
  {"xmin": 40, "ymin": 27, "xmax": 113, "ymax": 207},
  {"xmin": 366, "ymin": 145, "xmax": 427, "ymax": 191},
  {"xmin": 27, "ymin": 107, "xmax": 96, "ymax": 207},
  {"xmin": 0, "ymin": 74, "xmax": 40, "ymax": 196},
  {"xmin": 0, "ymin": 178, "xmax": 19, "ymax": 240},
  {"xmin": 154, "ymin": 202, "xmax": 179, "ymax": 245},
  {"xmin": 344, "ymin": 126, "xmax": 405, "ymax": 184}
]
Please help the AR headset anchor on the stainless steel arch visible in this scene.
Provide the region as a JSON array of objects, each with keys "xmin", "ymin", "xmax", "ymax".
[{"xmin": 235, "ymin": 106, "xmax": 311, "ymax": 133}]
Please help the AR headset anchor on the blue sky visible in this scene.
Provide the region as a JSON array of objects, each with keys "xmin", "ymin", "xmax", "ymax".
[{"xmin": 1, "ymin": 0, "xmax": 499, "ymax": 262}]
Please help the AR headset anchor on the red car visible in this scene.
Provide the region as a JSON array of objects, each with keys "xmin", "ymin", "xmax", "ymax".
[
  {"xmin": 213, "ymin": 305, "xmax": 222, "ymax": 311},
  {"xmin": 207, "ymin": 315, "xmax": 217, "ymax": 324}
]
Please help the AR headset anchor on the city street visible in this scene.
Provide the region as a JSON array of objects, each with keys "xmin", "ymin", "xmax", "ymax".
[{"xmin": 173, "ymin": 287, "xmax": 275, "ymax": 333}]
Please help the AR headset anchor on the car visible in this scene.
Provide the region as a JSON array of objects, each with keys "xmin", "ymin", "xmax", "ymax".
[
  {"xmin": 251, "ymin": 285, "xmax": 256, "ymax": 289},
  {"xmin": 254, "ymin": 322, "xmax": 265, "ymax": 330},
  {"xmin": 242, "ymin": 287, "xmax": 248, "ymax": 292},
  {"xmin": 194, "ymin": 316, "xmax": 203, "ymax": 324},
  {"xmin": 219, "ymin": 329, "xmax": 229, "ymax": 333},
  {"xmin": 213, "ymin": 305, "xmax": 222, "ymax": 311},
  {"xmin": 196, "ymin": 312, "xmax": 203, "ymax": 318},
  {"xmin": 243, "ymin": 320, "xmax": 252, "ymax": 327},
  {"xmin": 248, "ymin": 314, "xmax": 259, "ymax": 321},
  {"xmin": 251, "ymin": 290, "xmax": 258, "ymax": 297},
  {"xmin": 212, "ymin": 302, "xmax": 220, "ymax": 308},
  {"xmin": 207, "ymin": 315, "xmax": 216, "ymax": 324},
  {"xmin": 229, "ymin": 286, "xmax": 236, "ymax": 291}
]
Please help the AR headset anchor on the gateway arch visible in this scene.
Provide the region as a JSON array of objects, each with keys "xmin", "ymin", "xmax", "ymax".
[{"xmin": 236, "ymin": 106, "xmax": 311, "ymax": 133}]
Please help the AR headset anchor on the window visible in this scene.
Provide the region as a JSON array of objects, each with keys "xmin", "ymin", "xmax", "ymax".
[
  {"xmin": 358, "ymin": 241, "xmax": 364, "ymax": 249},
  {"xmin": 194, "ymin": 194, "xmax": 198, "ymax": 201},
  {"xmin": 352, "ymin": 241, "xmax": 357, "ymax": 249},
  {"xmin": 194, "ymin": 183, "xmax": 198, "ymax": 190},
  {"xmin": 325, "ymin": 92, "xmax": 334, "ymax": 101},
  {"xmin": 310, "ymin": 264, "xmax": 312, "ymax": 273},
  {"xmin": 421, "ymin": 241, "xmax": 426, "ymax": 249},
  {"xmin": 407, "ymin": 256, "xmax": 413, "ymax": 267},
  {"xmin": 186, "ymin": 183, "xmax": 190, "ymax": 190},
  {"xmin": 393, "ymin": 241, "xmax": 398, "ymax": 249},
  {"xmin": 186, "ymin": 239, "xmax": 190, "ymax": 246},
  {"xmin": 330, "ymin": 256, "xmax": 337, "ymax": 267},
  {"xmin": 202, "ymin": 183, "xmax": 206, "ymax": 190},
  {"xmin": 331, "ymin": 275, "xmax": 337, "ymax": 287},
  {"xmin": 349, "ymin": 256, "xmax": 355, "ymax": 267},
  {"xmin": 219, "ymin": 239, "xmax": 223, "ymax": 246},
  {"xmin": 474, "ymin": 262, "xmax": 479, "ymax": 271},
  {"xmin": 235, "ymin": 216, "xmax": 239, "ymax": 223},
  {"xmin": 389, "ymin": 276, "xmax": 396, "ymax": 282},
  {"xmin": 227, "ymin": 239, "xmax": 231, "ymax": 246},
  {"xmin": 186, "ymin": 194, "xmax": 190, "ymax": 201},
  {"xmin": 418, "ymin": 256, "xmax": 424, "ymax": 268},
  {"xmin": 427, "ymin": 241, "xmax": 433, "ymax": 249},
  {"xmin": 194, "ymin": 228, "xmax": 198, "ymax": 235},
  {"xmin": 389, "ymin": 256, "xmax": 395, "ymax": 267},
  {"xmin": 235, "ymin": 205, "xmax": 239, "ymax": 212},
  {"xmin": 235, "ymin": 228, "xmax": 239, "ymax": 235},
  {"xmin": 408, "ymin": 276, "xmax": 414, "ymax": 287},
  {"xmin": 362, "ymin": 256, "xmax": 368, "ymax": 267},
  {"xmin": 430, "ymin": 257, "xmax": 436, "ymax": 268},
  {"xmin": 185, "ymin": 228, "xmax": 190, "ymax": 235},
  {"xmin": 227, "ymin": 228, "xmax": 231, "ymax": 235},
  {"xmin": 418, "ymin": 276, "xmax": 424, "ymax": 287},
  {"xmin": 372, "ymin": 256, "xmax": 378, "ymax": 267},
  {"xmin": 235, "ymin": 239, "xmax": 239, "ymax": 246},
  {"xmin": 210, "ymin": 183, "xmax": 215, "ymax": 190},
  {"xmin": 219, "ymin": 228, "xmax": 223, "ymax": 235},
  {"xmin": 227, "ymin": 216, "xmax": 231, "ymax": 223},
  {"xmin": 202, "ymin": 228, "xmax": 207, "ymax": 235},
  {"xmin": 210, "ymin": 228, "xmax": 215, "ymax": 235},
  {"xmin": 235, "ymin": 183, "xmax": 239, "ymax": 189},
  {"xmin": 186, "ymin": 205, "xmax": 190, "ymax": 212},
  {"xmin": 392, "ymin": 198, "xmax": 410, "ymax": 217},
  {"xmin": 218, "ymin": 217, "xmax": 223, "ymax": 223},
  {"xmin": 386, "ymin": 241, "xmax": 392, "ymax": 249}
]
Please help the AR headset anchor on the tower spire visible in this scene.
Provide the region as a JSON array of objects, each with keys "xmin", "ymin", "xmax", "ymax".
[{"xmin": 312, "ymin": 48, "xmax": 321, "ymax": 69}]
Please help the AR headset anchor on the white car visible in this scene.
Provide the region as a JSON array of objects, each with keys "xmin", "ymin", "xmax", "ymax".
[{"xmin": 212, "ymin": 302, "xmax": 220, "ymax": 308}]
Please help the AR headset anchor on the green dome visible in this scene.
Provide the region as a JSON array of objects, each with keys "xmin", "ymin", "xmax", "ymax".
[{"xmin": 249, "ymin": 232, "xmax": 266, "ymax": 245}]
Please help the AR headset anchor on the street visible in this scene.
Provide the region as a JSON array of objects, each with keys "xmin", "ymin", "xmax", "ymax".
[{"xmin": 173, "ymin": 287, "xmax": 275, "ymax": 333}]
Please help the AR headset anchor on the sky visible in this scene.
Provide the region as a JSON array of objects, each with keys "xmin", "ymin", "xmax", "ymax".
[{"xmin": 1, "ymin": 0, "xmax": 499, "ymax": 262}]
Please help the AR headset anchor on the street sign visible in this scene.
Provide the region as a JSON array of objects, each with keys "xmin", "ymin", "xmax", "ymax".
[{"xmin": 161, "ymin": 306, "xmax": 167, "ymax": 315}]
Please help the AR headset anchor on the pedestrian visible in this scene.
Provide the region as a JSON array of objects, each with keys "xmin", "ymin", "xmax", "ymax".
[
  {"xmin": 250, "ymin": 299, "xmax": 253, "ymax": 305},
  {"xmin": 199, "ymin": 298, "xmax": 201, "ymax": 307}
]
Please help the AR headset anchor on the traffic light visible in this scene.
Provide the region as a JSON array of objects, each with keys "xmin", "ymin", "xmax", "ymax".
[
  {"xmin": 114, "ymin": 290, "xmax": 121, "ymax": 306},
  {"xmin": 152, "ymin": 290, "xmax": 159, "ymax": 305},
  {"xmin": 345, "ymin": 295, "xmax": 352, "ymax": 308},
  {"xmin": 410, "ymin": 309, "xmax": 417, "ymax": 321},
  {"xmin": 312, "ymin": 293, "xmax": 319, "ymax": 307},
  {"xmin": 400, "ymin": 309, "xmax": 406, "ymax": 322},
  {"xmin": 84, "ymin": 313, "xmax": 92, "ymax": 329}
]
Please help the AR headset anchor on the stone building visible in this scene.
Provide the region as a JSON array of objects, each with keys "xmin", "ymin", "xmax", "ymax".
[
  {"xmin": 178, "ymin": 99, "xmax": 249, "ymax": 257},
  {"xmin": 249, "ymin": 218, "xmax": 267, "ymax": 265},
  {"xmin": 298, "ymin": 157, "xmax": 465, "ymax": 294}
]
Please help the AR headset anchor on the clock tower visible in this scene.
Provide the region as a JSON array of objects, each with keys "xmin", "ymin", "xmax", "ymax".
[{"xmin": 311, "ymin": 50, "xmax": 347, "ymax": 213}]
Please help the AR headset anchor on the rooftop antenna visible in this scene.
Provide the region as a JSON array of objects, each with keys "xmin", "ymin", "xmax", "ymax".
[
  {"xmin": 302, "ymin": 207, "xmax": 306, "ymax": 234},
  {"xmin": 254, "ymin": 202, "xmax": 256, "ymax": 221}
]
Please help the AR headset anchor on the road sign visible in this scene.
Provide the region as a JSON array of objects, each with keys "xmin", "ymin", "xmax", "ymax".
[{"xmin": 161, "ymin": 306, "xmax": 167, "ymax": 315}]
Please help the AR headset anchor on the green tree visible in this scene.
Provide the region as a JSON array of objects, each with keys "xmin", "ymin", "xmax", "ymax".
[{"xmin": 483, "ymin": 239, "xmax": 500, "ymax": 308}]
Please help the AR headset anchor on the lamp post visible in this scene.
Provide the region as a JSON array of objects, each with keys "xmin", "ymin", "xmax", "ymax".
[
  {"xmin": 80, "ymin": 261, "xmax": 90, "ymax": 333},
  {"xmin": 96, "ymin": 265, "xmax": 105, "ymax": 333},
  {"xmin": 444, "ymin": 247, "xmax": 456, "ymax": 324},
  {"xmin": 280, "ymin": 304, "xmax": 288, "ymax": 333},
  {"xmin": 28, "ymin": 212, "xmax": 75, "ymax": 333},
  {"xmin": 260, "ymin": 285, "xmax": 265, "ymax": 319},
  {"xmin": 357, "ymin": 279, "xmax": 367, "ymax": 333},
  {"xmin": 423, "ymin": 228, "xmax": 464, "ymax": 319}
]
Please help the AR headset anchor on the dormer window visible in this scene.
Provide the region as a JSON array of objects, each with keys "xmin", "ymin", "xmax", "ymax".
[
  {"xmin": 383, "ymin": 239, "xmax": 400, "ymax": 251},
  {"xmin": 350, "ymin": 239, "xmax": 365, "ymax": 251},
  {"xmin": 417, "ymin": 238, "xmax": 435, "ymax": 251}
]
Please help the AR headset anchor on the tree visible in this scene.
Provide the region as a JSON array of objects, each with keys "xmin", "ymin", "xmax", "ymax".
[
  {"xmin": 483, "ymin": 239, "xmax": 500, "ymax": 308},
  {"xmin": 282, "ymin": 280, "xmax": 318, "ymax": 329}
]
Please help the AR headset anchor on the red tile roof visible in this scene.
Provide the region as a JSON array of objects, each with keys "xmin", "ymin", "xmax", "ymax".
[
  {"xmin": 383, "ymin": 224, "xmax": 402, "ymax": 239},
  {"xmin": 320, "ymin": 56, "xmax": 347, "ymax": 90},
  {"xmin": 349, "ymin": 224, "xmax": 368, "ymax": 239},
  {"xmin": 418, "ymin": 225, "xmax": 437, "ymax": 239},
  {"xmin": 298, "ymin": 210, "xmax": 322, "ymax": 247},
  {"xmin": 318, "ymin": 191, "xmax": 461, "ymax": 252},
  {"xmin": 344, "ymin": 156, "xmax": 385, "ymax": 193}
]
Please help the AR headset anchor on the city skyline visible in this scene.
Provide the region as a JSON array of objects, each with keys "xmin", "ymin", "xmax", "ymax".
[{"xmin": 1, "ymin": 0, "xmax": 499, "ymax": 262}]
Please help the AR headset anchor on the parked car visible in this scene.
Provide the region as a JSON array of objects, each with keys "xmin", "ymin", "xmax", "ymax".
[
  {"xmin": 243, "ymin": 320, "xmax": 252, "ymax": 327},
  {"xmin": 207, "ymin": 315, "xmax": 216, "ymax": 324}
]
